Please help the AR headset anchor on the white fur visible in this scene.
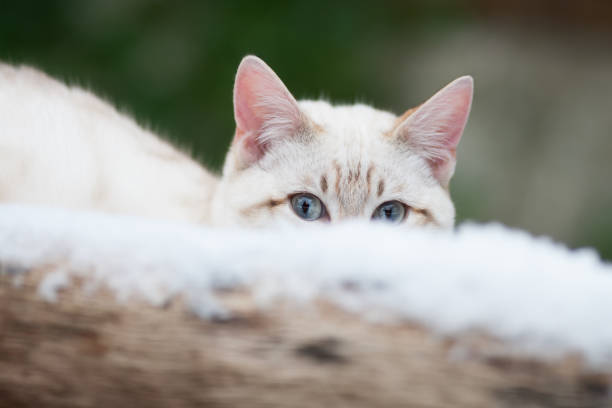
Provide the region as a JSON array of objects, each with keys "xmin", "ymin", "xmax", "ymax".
[
  {"xmin": 213, "ymin": 99, "xmax": 455, "ymax": 228},
  {"xmin": 0, "ymin": 64, "xmax": 217, "ymax": 223},
  {"xmin": 0, "ymin": 58, "xmax": 467, "ymax": 228}
]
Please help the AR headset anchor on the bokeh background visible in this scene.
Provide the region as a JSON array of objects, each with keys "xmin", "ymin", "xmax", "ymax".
[{"xmin": 1, "ymin": 1, "xmax": 611, "ymax": 259}]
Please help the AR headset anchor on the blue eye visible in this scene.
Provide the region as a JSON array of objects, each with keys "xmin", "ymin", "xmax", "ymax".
[
  {"xmin": 291, "ymin": 193, "xmax": 324, "ymax": 221},
  {"xmin": 372, "ymin": 201, "xmax": 406, "ymax": 223}
]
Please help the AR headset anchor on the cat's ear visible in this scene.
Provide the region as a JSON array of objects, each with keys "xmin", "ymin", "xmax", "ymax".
[
  {"xmin": 393, "ymin": 76, "xmax": 473, "ymax": 187},
  {"xmin": 232, "ymin": 55, "xmax": 305, "ymax": 168}
]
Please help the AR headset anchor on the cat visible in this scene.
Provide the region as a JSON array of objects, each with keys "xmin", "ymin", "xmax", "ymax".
[{"xmin": 0, "ymin": 56, "xmax": 472, "ymax": 228}]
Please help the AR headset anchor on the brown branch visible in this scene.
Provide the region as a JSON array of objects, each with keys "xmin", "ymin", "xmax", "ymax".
[{"xmin": 1, "ymin": 268, "xmax": 610, "ymax": 408}]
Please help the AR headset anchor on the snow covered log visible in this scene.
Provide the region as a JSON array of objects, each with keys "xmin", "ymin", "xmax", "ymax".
[{"xmin": 1, "ymin": 205, "xmax": 612, "ymax": 407}]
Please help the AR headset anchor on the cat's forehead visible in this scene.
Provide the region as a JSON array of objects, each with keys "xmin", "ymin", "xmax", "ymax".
[
  {"xmin": 295, "ymin": 100, "xmax": 416, "ymax": 177},
  {"xmin": 298, "ymin": 100, "xmax": 397, "ymax": 142},
  {"xmin": 293, "ymin": 99, "xmax": 430, "ymax": 187},
  {"xmin": 262, "ymin": 101, "xmax": 436, "ymax": 217}
]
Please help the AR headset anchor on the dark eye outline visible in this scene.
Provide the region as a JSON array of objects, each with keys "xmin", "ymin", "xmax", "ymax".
[
  {"xmin": 289, "ymin": 193, "xmax": 329, "ymax": 221},
  {"xmin": 371, "ymin": 200, "xmax": 409, "ymax": 223}
]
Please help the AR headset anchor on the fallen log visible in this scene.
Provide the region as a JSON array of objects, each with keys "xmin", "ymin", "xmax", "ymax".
[{"xmin": 1, "ymin": 267, "xmax": 611, "ymax": 408}]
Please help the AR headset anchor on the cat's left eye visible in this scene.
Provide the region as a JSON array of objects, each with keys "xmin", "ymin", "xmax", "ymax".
[
  {"xmin": 372, "ymin": 201, "xmax": 407, "ymax": 224},
  {"xmin": 290, "ymin": 193, "xmax": 326, "ymax": 221}
]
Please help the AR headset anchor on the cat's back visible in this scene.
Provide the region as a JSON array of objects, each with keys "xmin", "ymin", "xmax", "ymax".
[
  {"xmin": 0, "ymin": 63, "xmax": 217, "ymax": 222},
  {"xmin": 0, "ymin": 63, "xmax": 102, "ymax": 205},
  {"xmin": 0, "ymin": 63, "xmax": 151, "ymax": 149}
]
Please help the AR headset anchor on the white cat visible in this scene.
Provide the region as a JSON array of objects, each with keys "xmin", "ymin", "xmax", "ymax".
[{"xmin": 0, "ymin": 56, "xmax": 472, "ymax": 228}]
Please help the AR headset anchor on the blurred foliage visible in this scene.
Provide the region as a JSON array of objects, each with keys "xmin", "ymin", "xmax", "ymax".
[{"xmin": 0, "ymin": 0, "xmax": 470, "ymax": 168}]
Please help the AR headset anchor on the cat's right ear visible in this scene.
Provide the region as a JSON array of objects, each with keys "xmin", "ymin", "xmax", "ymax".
[
  {"xmin": 392, "ymin": 76, "xmax": 473, "ymax": 187},
  {"xmin": 232, "ymin": 55, "xmax": 305, "ymax": 168}
]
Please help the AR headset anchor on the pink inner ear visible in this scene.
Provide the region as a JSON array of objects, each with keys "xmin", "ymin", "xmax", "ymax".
[
  {"xmin": 398, "ymin": 75, "xmax": 473, "ymax": 185},
  {"xmin": 431, "ymin": 76, "xmax": 473, "ymax": 151},
  {"xmin": 233, "ymin": 56, "xmax": 302, "ymax": 166},
  {"xmin": 234, "ymin": 61, "xmax": 276, "ymax": 136}
]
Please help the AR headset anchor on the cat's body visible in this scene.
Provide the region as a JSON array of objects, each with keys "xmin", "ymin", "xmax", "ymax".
[
  {"xmin": 0, "ymin": 56, "xmax": 472, "ymax": 228},
  {"xmin": 0, "ymin": 64, "xmax": 217, "ymax": 223}
]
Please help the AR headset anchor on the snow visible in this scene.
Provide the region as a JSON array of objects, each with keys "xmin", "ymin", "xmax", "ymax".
[{"xmin": 1, "ymin": 204, "xmax": 611, "ymax": 365}]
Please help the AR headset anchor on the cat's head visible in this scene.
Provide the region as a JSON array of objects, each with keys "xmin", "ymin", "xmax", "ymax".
[{"xmin": 211, "ymin": 56, "xmax": 472, "ymax": 228}]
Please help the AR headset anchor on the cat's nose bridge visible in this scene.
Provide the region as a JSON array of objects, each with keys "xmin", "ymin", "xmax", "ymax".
[{"xmin": 330, "ymin": 161, "xmax": 374, "ymax": 218}]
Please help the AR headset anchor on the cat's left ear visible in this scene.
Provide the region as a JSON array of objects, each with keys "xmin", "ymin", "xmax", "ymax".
[
  {"xmin": 232, "ymin": 55, "xmax": 306, "ymax": 169},
  {"xmin": 393, "ymin": 76, "xmax": 473, "ymax": 187}
]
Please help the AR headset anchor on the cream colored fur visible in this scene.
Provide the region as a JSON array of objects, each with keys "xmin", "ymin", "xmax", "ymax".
[
  {"xmin": 0, "ymin": 64, "xmax": 216, "ymax": 223},
  {"xmin": 0, "ymin": 56, "xmax": 472, "ymax": 228},
  {"xmin": 213, "ymin": 101, "xmax": 454, "ymax": 227}
]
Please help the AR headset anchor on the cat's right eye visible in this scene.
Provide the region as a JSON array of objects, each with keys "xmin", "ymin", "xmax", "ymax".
[
  {"xmin": 290, "ymin": 193, "xmax": 326, "ymax": 221},
  {"xmin": 372, "ymin": 201, "xmax": 407, "ymax": 224}
]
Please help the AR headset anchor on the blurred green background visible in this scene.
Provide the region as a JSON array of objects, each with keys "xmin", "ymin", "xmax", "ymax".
[{"xmin": 2, "ymin": 1, "xmax": 611, "ymax": 259}]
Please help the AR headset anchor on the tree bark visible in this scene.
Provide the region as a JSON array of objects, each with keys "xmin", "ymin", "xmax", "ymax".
[{"xmin": 1, "ymin": 266, "xmax": 611, "ymax": 408}]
